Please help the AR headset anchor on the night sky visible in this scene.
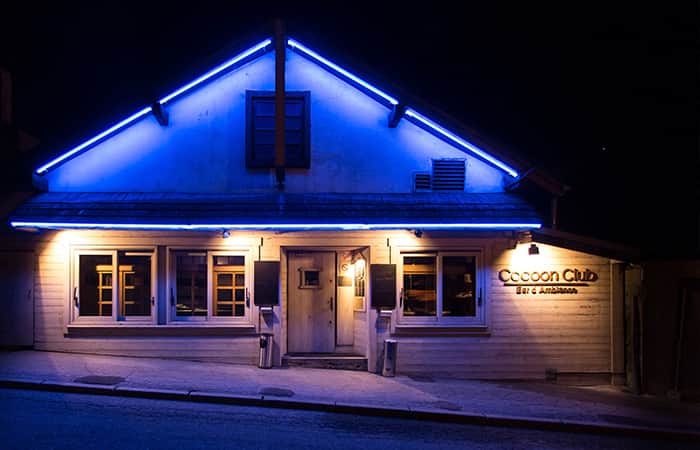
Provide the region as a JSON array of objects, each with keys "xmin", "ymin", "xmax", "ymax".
[{"xmin": 2, "ymin": 2, "xmax": 698, "ymax": 257}]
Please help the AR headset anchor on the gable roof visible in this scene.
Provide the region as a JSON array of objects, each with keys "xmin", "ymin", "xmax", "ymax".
[{"xmin": 33, "ymin": 36, "xmax": 529, "ymax": 183}]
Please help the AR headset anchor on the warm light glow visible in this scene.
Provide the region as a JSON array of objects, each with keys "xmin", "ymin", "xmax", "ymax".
[
  {"xmin": 11, "ymin": 222, "xmax": 542, "ymax": 231},
  {"xmin": 404, "ymin": 108, "xmax": 519, "ymax": 178},
  {"xmin": 354, "ymin": 258, "xmax": 365, "ymax": 271},
  {"xmin": 287, "ymin": 38, "xmax": 399, "ymax": 106}
]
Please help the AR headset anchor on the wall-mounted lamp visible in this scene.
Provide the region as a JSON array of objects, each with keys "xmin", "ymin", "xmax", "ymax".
[
  {"xmin": 528, "ymin": 243, "xmax": 540, "ymax": 255},
  {"xmin": 222, "ymin": 230, "xmax": 230, "ymax": 239}
]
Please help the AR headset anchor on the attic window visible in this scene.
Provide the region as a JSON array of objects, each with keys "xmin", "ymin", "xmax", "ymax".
[
  {"xmin": 246, "ymin": 90, "xmax": 310, "ymax": 169},
  {"xmin": 432, "ymin": 159, "xmax": 465, "ymax": 191}
]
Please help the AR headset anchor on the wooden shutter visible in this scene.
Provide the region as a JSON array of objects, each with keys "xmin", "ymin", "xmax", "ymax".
[{"xmin": 246, "ymin": 91, "xmax": 310, "ymax": 169}]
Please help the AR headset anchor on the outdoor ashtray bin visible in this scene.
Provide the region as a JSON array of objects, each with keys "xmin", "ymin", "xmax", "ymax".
[
  {"xmin": 382, "ymin": 339, "xmax": 398, "ymax": 377},
  {"xmin": 258, "ymin": 333, "xmax": 274, "ymax": 369}
]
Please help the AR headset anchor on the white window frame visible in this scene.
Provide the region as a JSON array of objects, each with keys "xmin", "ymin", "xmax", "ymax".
[
  {"xmin": 70, "ymin": 247, "xmax": 157, "ymax": 325},
  {"xmin": 209, "ymin": 251, "xmax": 251, "ymax": 323},
  {"xmin": 397, "ymin": 250, "xmax": 485, "ymax": 327},
  {"xmin": 167, "ymin": 249, "xmax": 252, "ymax": 324}
]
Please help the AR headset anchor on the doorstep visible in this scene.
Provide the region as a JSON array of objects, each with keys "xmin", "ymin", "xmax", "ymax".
[{"xmin": 282, "ymin": 354, "xmax": 368, "ymax": 371}]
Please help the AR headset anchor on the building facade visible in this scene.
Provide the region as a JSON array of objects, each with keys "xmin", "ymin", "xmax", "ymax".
[{"xmin": 8, "ymin": 36, "xmax": 637, "ymax": 381}]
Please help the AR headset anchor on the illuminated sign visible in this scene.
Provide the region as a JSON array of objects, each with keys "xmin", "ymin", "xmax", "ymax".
[{"xmin": 498, "ymin": 268, "xmax": 599, "ymax": 295}]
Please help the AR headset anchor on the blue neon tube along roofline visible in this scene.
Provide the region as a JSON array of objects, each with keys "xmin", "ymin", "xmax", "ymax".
[
  {"xmin": 11, "ymin": 221, "xmax": 541, "ymax": 231},
  {"xmin": 404, "ymin": 109, "xmax": 519, "ymax": 178},
  {"xmin": 35, "ymin": 36, "xmax": 520, "ymax": 181},
  {"xmin": 34, "ymin": 39, "xmax": 273, "ymax": 175},
  {"xmin": 287, "ymin": 38, "xmax": 399, "ymax": 106}
]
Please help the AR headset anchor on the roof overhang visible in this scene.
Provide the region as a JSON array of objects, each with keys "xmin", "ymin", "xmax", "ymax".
[{"xmin": 10, "ymin": 192, "xmax": 542, "ymax": 232}]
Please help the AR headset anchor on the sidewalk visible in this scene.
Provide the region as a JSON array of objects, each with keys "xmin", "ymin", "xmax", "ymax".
[{"xmin": 0, "ymin": 350, "xmax": 698, "ymax": 442}]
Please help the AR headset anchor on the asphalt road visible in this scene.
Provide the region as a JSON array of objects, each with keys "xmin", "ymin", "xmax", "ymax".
[{"xmin": 0, "ymin": 388, "xmax": 696, "ymax": 449}]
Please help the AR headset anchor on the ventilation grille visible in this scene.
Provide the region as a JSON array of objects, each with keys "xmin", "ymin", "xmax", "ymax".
[
  {"xmin": 432, "ymin": 159, "xmax": 465, "ymax": 191},
  {"xmin": 413, "ymin": 172, "xmax": 432, "ymax": 191}
]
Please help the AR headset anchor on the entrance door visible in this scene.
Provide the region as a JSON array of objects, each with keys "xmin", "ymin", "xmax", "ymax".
[{"xmin": 288, "ymin": 252, "xmax": 335, "ymax": 353}]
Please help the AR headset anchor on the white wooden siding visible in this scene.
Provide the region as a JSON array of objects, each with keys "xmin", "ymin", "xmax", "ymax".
[{"xmin": 30, "ymin": 230, "xmax": 613, "ymax": 378}]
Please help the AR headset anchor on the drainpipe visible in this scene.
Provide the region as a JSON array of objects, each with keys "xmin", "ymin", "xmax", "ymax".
[{"xmin": 274, "ymin": 19, "xmax": 286, "ymax": 191}]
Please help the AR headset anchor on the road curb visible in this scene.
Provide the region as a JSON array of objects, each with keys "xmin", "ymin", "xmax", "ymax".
[{"xmin": 1, "ymin": 378, "xmax": 698, "ymax": 442}]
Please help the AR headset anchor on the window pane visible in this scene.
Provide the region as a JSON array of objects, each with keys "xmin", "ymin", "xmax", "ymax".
[
  {"xmin": 217, "ymin": 289, "xmax": 233, "ymax": 301},
  {"xmin": 256, "ymin": 117, "xmax": 275, "ymax": 129},
  {"xmin": 119, "ymin": 255, "xmax": 151, "ymax": 317},
  {"xmin": 254, "ymin": 100, "xmax": 274, "ymax": 116},
  {"xmin": 254, "ymin": 130, "xmax": 274, "ymax": 144},
  {"xmin": 217, "ymin": 273, "xmax": 233, "ymax": 286},
  {"xmin": 79, "ymin": 255, "xmax": 113, "ymax": 317},
  {"xmin": 285, "ymin": 118, "xmax": 302, "ymax": 130},
  {"xmin": 235, "ymin": 273, "xmax": 245, "ymax": 286},
  {"xmin": 304, "ymin": 270, "xmax": 320, "ymax": 287},
  {"xmin": 217, "ymin": 304, "xmax": 233, "ymax": 316},
  {"xmin": 176, "ymin": 253, "xmax": 207, "ymax": 317},
  {"xmin": 442, "ymin": 256, "xmax": 476, "ymax": 317},
  {"xmin": 403, "ymin": 256, "xmax": 436, "ymax": 316},
  {"xmin": 214, "ymin": 255, "xmax": 245, "ymax": 266},
  {"xmin": 285, "ymin": 100, "xmax": 303, "ymax": 115}
]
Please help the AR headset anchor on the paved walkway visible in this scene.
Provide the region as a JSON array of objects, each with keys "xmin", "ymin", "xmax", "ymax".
[{"xmin": 0, "ymin": 350, "xmax": 698, "ymax": 441}]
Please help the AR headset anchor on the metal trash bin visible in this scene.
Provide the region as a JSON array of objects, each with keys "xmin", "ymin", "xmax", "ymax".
[
  {"xmin": 258, "ymin": 333, "xmax": 274, "ymax": 369},
  {"xmin": 382, "ymin": 339, "xmax": 398, "ymax": 377}
]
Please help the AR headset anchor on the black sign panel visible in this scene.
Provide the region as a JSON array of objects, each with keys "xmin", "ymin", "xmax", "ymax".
[
  {"xmin": 254, "ymin": 261, "xmax": 280, "ymax": 306},
  {"xmin": 371, "ymin": 264, "xmax": 396, "ymax": 309}
]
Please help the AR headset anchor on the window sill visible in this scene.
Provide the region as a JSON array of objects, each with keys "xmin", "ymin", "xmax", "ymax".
[
  {"xmin": 392, "ymin": 325, "xmax": 490, "ymax": 337},
  {"xmin": 65, "ymin": 324, "xmax": 257, "ymax": 338}
]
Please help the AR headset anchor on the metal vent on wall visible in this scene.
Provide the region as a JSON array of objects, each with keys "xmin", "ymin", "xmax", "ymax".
[
  {"xmin": 432, "ymin": 159, "xmax": 465, "ymax": 191},
  {"xmin": 413, "ymin": 172, "xmax": 431, "ymax": 191}
]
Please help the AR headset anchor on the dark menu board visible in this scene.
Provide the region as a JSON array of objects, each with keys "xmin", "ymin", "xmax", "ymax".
[
  {"xmin": 254, "ymin": 261, "xmax": 280, "ymax": 306},
  {"xmin": 371, "ymin": 264, "xmax": 396, "ymax": 309}
]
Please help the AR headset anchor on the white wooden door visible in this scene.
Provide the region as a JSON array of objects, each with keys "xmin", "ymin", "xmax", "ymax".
[
  {"xmin": 288, "ymin": 252, "xmax": 335, "ymax": 353},
  {"xmin": 0, "ymin": 251, "xmax": 34, "ymax": 346}
]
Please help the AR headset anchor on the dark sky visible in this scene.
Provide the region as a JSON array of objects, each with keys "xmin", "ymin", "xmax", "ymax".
[{"xmin": 1, "ymin": 2, "xmax": 698, "ymax": 257}]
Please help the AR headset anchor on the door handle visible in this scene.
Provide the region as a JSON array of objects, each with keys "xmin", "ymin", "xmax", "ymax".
[
  {"xmin": 246, "ymin": 288, "xmax": 250, "ymax": 308},
  {"xmin": 27, "ymin": 288, "xmax": 32, "ymax": 301},
  {"xmin": 151, "ymin": 296, "xmax": 155, "ymax": 306},
  {"xmin": 73, "ymin": 287, "xmax": 79, "ymax": 308},
  {"xmin": 399, "ymin": 288, "xmax": 404, "ymax": 307}
]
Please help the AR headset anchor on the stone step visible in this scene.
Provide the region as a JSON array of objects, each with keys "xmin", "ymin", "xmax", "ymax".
[{"xmin": 282, "ymin": 354, "xmax": 368, "ymax": 371}]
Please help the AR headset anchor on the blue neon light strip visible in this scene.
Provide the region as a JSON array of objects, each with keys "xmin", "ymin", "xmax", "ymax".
[
  {"xmin": 159, "ymin": 39, "xmax": 272, "ymax": 104},
  {"xmin": 35, "ymin": 39, "xmax": 273, "ymax": 175},
  {"xmin": 287, "ymin": 38, "xmax": 399, "ymax": 107},
  {"xmin": 405, "ymin": 109, "xmax": 519, "ymax": 178},
  {"xmin": 35, "ymin": 107, "xmax": 152, "ymax": 175},
  {"xmin": 11, "ymin": 221, "xmax": 541, "ymax": 231}
]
